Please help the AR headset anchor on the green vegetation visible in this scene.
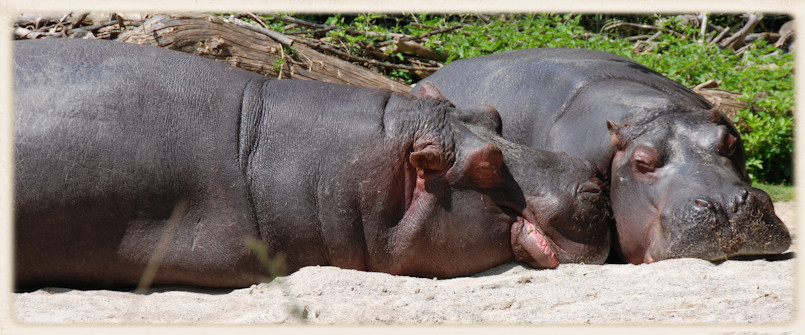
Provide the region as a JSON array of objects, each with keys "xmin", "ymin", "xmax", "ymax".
[
  {"xmin": 261, "ymin": 13, "xmax": 794, "ymax": 186},
  {"xmin": 754, "ymin": 182, "xmax": 795, "ymax": 202}
]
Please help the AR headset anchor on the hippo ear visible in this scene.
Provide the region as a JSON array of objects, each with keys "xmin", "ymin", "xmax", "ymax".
[
  {"xmin": 455, "ymin": 104, "xmax": 503, "ymax": 134},
  {"xmin": 410, "ymin": 146, "xmax": 446, "ymax": 179},
  {"xmin": 418, "ymin": 81, "xmax": 447, "ymax": 100},
  {"xmin": 465, "ymin": 144, "xmax": 504, "ymax": 188},
  {"xmin": 606, "ymin": 120, "xmax": 623, "ymax": 149}
]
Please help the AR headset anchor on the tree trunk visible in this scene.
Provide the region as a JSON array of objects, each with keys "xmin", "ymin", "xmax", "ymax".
[{"xmin": 117, "ymin": 14, "xmax": 411, "ymax": 93}]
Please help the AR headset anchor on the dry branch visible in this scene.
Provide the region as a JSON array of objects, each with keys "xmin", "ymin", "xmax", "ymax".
[
  {"xmin": 695, "ymin": 87, "xmax": 749, "ymax": 120},
  {"xmin": 375, "ymin": 23, "xmax": 466, "ymax": 47},
  {"xmin": 603, "ymin": 22, "xmax": 662, "ymax": 32},
  {"xmin": 719, "ymin": 13, "xmax": 764, "ymax": 50},
  {"xmin": 710, "ymin": 27, "xmax": 731, "ymax": 45},
  {"xmin": 14, "ymin": 13, "xmax": 143, "ymax": 40},
  {"xmin": 774, "ymin": 20, "xmax": 795, "ymax": 49},
  {"xmin": 288, "ymin": 37, "xmax": 439, "ymax": 72},
  {"xmin": 692, "ymin": 79, "xmax": 750, "ymax": 121},
  {"xmin": 116, "ymin": 14, "xmax": 411, "ymax": 93},
  {"xmin": 265, "ymin": 15, "xmax": 451, "ymax": 63}
]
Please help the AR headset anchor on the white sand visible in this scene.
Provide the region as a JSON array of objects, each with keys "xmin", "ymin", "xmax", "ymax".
[{"xmin": 11, "ymin": 202, "xmax": 796, "ymax": 325}]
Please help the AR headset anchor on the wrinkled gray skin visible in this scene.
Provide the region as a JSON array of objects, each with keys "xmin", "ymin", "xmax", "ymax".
[
  {"xmin": 415, "ymin": 48, "xmax": 791, "ymax": 264},
  {"xmin": 14, "ymin": 40, "xmax": 611, "ymax": 289}
]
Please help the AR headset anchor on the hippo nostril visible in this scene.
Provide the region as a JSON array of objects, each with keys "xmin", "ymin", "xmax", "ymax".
[
  {"xmin": 737, "ymin": 189, "xmax": 748, "ymax": 204},
  {"xmin": 731, "ymin": 189, "xmax": 749, "ymax": 213}
]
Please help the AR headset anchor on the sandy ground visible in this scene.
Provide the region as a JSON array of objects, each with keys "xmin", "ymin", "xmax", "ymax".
[{"xmin": 11, "ymin": 202, "xmax": 797, "ymax": 325}]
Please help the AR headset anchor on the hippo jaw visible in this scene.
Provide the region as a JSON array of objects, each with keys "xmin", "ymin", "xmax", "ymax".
[
  {"xmin": 644, "ymin": 186, "xmax": 791, "ymax": 263},
  {"xmin": 510, "ymin": 208, "xmax": 560, "ymax": 269}
]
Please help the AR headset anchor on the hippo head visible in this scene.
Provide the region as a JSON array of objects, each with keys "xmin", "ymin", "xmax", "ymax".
[
  {"xmin": 606, "ymin": 107, "xmax": 791, "ymax": 264},
  {"xmin": 406, "ymin": 83, "xmax": 611, "ymax": 275}
]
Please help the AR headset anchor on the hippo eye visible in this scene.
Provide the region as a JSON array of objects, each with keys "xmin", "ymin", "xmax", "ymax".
[
  {"xmin": 634, "ymin": 160, "xmax": 655, "ymax": 174},
  {"xmin": 578, "ymin": 181, "xmax": 601, "ymax": 194},
  {"xmin": 632, "ymin": 145, "xmax": 659, "ymax": 174}
]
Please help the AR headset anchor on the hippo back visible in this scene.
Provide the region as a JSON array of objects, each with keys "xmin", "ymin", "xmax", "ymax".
[{"xmin": 421, "ymin": 48, "xmax": 713, "ymax": 171}]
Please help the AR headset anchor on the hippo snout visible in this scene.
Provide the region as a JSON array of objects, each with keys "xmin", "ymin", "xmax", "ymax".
[
  {"xmin": 691, "ymin": 189, "xmax": 748, "ymax": 213},
  {"xmin": 651, "ymin": 187, "xmax": 791, "ymax": 262}
]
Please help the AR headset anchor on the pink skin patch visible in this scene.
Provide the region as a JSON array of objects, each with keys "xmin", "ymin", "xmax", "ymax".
[
  {"xmin": 612, "ymin": 147, "xmax": 664, "ymax": 265},
  {"xmin": 511, "ymin": 216, "xmax": 559, "ymax": 268},
  {"xmin": 644, "ymin": 251, "xmax": 655, "ymax": 263},
  {"xmin": 640, "ymin": 215, "xmax": 663, "ymax": 264}
]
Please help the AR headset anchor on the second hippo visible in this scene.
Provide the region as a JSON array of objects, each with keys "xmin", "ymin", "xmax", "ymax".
[{"xmin": 416, "ymin": 48, "xmax": 791, "ymax": 264}]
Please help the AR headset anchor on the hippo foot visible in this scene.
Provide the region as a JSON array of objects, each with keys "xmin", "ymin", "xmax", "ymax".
[{"xmin": 511, "ymin": 217, "xmax": 559, "ymax": 268}]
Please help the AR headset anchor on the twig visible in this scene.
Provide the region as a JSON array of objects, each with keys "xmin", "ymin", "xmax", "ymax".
[
  {"xmin": 733, "ymin": 43, "xmax": 752, "ymax": 56},
  {"xmin": 645, "ymin": 31, "xmax": 663, "ymax": 43},
  {"xmin": 275, "ymin": 15, "xmax": 326, "ymax": 29},
  {"xmin": 14, "ymin": 14, "xmax": 59, "ymax": 27},
  {"xmin": 375, "ymin": 23, "xmax": 465, "ymax": 47},
  {"xmin": 65, "ymin": 20, "xmax": 120, "ymax": 36},
  {"xmin": 603, "ymin": 21, "xmax": 685, "ymax": 38},
  {"xmin": 276, "ymin": 15, "xmax": 409, "ymax": 40},
  {"xmin": 246, "ymin": 12, "xmax": 268, "ymax": 29},
  {"xmin": 272, "ymin": 14, "xmax": 460, "ymax": 62},
  {"xmin": 290, "ymin": 37, "xmax": 439, "ymax": 72},
  {"xmin": 626, "ymin": 34, "xmax": 654, "ymax": 41},
  {"xmin": 603, "ymin": 22, "xmax": 662, "ymax": 32},
  {"xmin": 699, "ymin": 13, "xmax": 708, "ymax": 41},
  {"xmin": 774, "ymin": 20, "xmax": 795, "ymax": 49},
  {"xmin": 58, "ymin": 13, "xmax": 72, "ymax": 25},
  {"xmin": 14, "ymin": 26, "xmax": 44, "ymax": 39},
  {"xmin": 284, "ymin": 28, "xmax": 335, "ymax": 36},
  {"xmin": 707, "ymin": 23, "xmax": 727, "ymax": 34},
  {"xmin": 116, "ymin": 13, "xmax": 125, "ymax": 29},
  {"xmin": 719, "ymin": 13, "xmax": 764, "ymax": 49},
  {"xmin": 34, "ymin": 15, "xmax": 60, "ymax": 29},
  {"xmin": 693, "ymin": 79, "xmax": 720, "ymax": 90},
  {"xmin": 277, "ymin": 46, "xmax": 286, "ymax": 79},
  {"xmin": 710, "ymin": 27, "xmax": 730, "ymax": 45},
  {"xmin": 409, "ymin": 22, "xmax": 440, "ymax": 30},
  {"xmin": 632, "ymin": 31, "xmax": 662, "ymax": 52},
  {"xmin": 226, "ymin": 16, "xmax": 294, "ymax": 46},
  {"xmin": 69, "ymin": 12, "xmax": 89, "ymax": 29}
]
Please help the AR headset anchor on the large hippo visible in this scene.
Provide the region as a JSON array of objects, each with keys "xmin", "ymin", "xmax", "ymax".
[
  {"xmin": 13, "ymin": 39, "xmax": 611, "ymax": 289},
  {"xmin": 415, "ymin": 48, "xmax": 791, "ymax": 264}
]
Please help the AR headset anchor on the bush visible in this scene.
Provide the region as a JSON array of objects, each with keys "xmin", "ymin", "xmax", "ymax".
[{"xmin": 434, "ymin": 14, "xmax": 795, "ymax": 184}]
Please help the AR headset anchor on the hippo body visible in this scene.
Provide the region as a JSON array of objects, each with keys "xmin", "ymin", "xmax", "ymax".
[
  {"xmin": 417, "ymin": 48, "xmax": 791, "ymax": 264},
  {"xmin": 14, "ymin": 40, "xmax": 611, "ymax": 289}
]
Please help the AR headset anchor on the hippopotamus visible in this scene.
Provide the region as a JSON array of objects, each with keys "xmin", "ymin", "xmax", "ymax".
[
  {"xmin": 415, "ymin": 48, "xmax": 791, "ymax": 264},
  {"xmin": 13, "ymin": 39, "xmax": 611, "ymax": 289}
]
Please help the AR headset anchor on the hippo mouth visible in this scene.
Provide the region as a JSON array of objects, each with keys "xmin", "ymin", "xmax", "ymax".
[
  {"xmin": 641, "ymin": 189, "xmax": 792, "ymax": 264},
  {"xmin": 510, "ymin": 211, "xmax": 560, "ymax": 269}
]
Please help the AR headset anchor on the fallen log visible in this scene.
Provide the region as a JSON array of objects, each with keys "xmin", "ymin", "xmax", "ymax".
[
  {"xmin": 117, "ymin": 14, "xmax": 411, "ymax": 93},
  {"xmin": 693, "ymin": 83, "xmax": 750, "ymax": 121}
]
